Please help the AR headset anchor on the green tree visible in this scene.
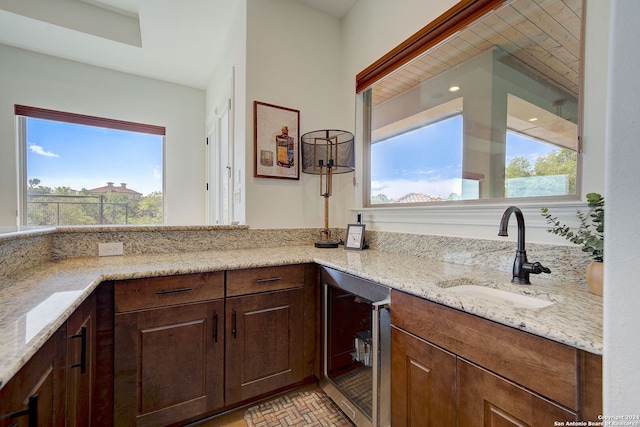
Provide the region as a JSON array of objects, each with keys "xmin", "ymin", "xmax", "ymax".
[
  {"xmin": 130, "ymin": 192, "xmax": 163, "ymax": 224},
  {"xmin": 26, "ymin": 179, "xmax": 163, "ymax": 225},
  {"xmin": 505, "ymin": 157, "xmax": 533, "ymax": 179},
  {"xmin": 534, "ymin": 149, "xmax": 577, "ymax": 193},
  {"xmin": 505, "ymin": 149, "xmax": 577, "ymax": 196}
]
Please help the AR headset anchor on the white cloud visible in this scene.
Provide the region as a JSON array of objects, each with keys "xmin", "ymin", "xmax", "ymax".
[{"xmin": 29, "ymin": 143, "xmax": 58, "ymax": 157}]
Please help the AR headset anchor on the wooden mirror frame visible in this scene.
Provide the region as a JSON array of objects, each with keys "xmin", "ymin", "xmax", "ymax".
[{"xmin": 355, "ymin": 0, "xmax": 506, "ymax": 93}]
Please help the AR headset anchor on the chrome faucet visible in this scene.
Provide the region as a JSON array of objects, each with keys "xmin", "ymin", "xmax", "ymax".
[{"xmin": 498, "ymin": 206, "xmax": 551, "ymax": 284}]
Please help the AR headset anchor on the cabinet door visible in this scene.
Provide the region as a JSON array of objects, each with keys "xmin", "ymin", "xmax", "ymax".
[
  {"xmin": 457, "ymin": 359, "xmax": 577, "ymax": 426},
  {"xmin": 65, "ymin": 292, "xmax": 96, "ymax": 427},
  {"xmin": 114, "ymin": 300, "xmax": 224, "ymax": 427},
  {"xmin": 391, "ymin": 326, "xmax": 456, "ymax": 427},
  {"xmin": 225, "ymin": 288, "xmax": 304, "ymax": 405},
  {"xmin": 0, "ymin": 327, "xmax": 66, "ymax": 427}
]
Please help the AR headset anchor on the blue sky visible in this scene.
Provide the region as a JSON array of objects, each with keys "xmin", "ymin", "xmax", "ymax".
[
  {"xmin": 370, "ymin": 115, "xmax": 556, "ymax": 200},
  {"xmin": 26, "ymin": 118, "xmax": 163, "ymax": 196},
  {"xmin": 26, "ymin": 115, "xmax": 554, "ymax": 201}
]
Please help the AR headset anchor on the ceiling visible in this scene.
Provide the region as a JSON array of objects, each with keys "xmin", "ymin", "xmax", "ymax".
[
  {"xmin": 372, "ymin": 0, "xmax": 582, "ymax": 106},
  {"xmin": 0, "ymin": 0, "xmax": 357, "ymax": 89}
]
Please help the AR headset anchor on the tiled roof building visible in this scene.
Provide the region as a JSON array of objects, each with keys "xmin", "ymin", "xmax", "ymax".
[{"xmin": 88, "ymin": 182, "xmax": 142, "ymax": 201}]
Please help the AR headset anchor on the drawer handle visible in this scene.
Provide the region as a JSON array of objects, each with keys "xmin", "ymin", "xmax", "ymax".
[
  {"xmin": 9, "ymin": 393, "xmax": 38, "ymax": 427},
  {"xmin": 214, "ymin": 313, "xmax": 219, "ymax": 343},
  {"xmin": 256, "ymin": 277, "xmax": 283, "ymax": 283},
  {"xmin": 232, "ymin": 310, "xmax": 237, "ymax": 339},
  {"xmin": 155, "ymin": 287, "xmax": 193, "ymax": 295},
  {"xmin": 71, "ymin": 325, "xmax": 87, "ymax": 374}
]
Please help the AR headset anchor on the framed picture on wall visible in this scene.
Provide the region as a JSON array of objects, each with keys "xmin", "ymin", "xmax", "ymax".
[{"xmin": 254, "ymin": 101, "xmax": 300, "ymax": 180}]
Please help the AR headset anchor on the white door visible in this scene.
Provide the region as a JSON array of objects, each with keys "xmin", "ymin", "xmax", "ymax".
[
  {"xmin": 207, "ymin": 86, "xmax": 233, "ymax": 224},
  {"xmin": 219, "ymin": 104, "xmax": 232, "ymax": 224}
]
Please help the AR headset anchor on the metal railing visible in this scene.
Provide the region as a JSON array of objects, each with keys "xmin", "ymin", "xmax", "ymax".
[{"xmin": 27, "ymin": 194, "xmax": 131, "ymax": 226}]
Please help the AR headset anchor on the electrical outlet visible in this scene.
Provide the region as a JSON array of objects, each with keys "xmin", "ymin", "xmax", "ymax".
[{"xmin": 98, "ymin": 242, "xmax": 124, "ymax": 256}]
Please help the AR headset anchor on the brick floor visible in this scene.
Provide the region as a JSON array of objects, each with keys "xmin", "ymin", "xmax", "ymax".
[{"xmin": 243, "ymin": 391, "xmax": 354, "ymax": 427}]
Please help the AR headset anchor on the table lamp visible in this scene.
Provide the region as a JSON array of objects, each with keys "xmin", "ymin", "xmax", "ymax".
[{"xmin": 301, "ymin": 130, "xmax": 355, "ymax": 248}]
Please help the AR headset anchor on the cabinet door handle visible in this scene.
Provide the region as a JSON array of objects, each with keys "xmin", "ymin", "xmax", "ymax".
[
  {"xmin": 9, "ymin": 393, "xmax": 38, "ymax": 427},
  {"xmin": 232, "ymin": 310, "xmax": 237, "ymax": 339},
  {"xmin": 214, "ymin": 313, "xmax": 219, "ymax": 343},
  {"xmin": 256, "ymin": 277, "xmax": 283, "ymax": 283},
  {"xmin": 155, "ymin": 287, "xmax": 192, "ymax": 295},
  {"xmin": 71, "ymin": 325, "xmax": 87, "ymax": 374}
]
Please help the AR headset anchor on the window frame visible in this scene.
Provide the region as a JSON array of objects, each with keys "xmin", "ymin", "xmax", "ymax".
[{"xmin": 15, "ymin": 105, "xmax": 166, "ymax": 226}]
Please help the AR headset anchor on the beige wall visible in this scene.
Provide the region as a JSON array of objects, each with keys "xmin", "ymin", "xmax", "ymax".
[
  {"xmin": 244, "ymin": 0, "xmax": 352, "ymax": 229},
  {"xmin": 340, "ymin": 0, "xmax": 609, "ymax": 245},
  {"xmin": 0, "ymin": 44, "xmax": 206, "ymax": 226}
]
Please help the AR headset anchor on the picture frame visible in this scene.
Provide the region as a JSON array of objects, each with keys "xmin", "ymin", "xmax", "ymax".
[
  {"xmin": 253, "ymin": 101, "xmax": 300, "ymax": 180},
  {"xmin": 345, "ymin": 224, "xmax": 366, "ymax": 250}
]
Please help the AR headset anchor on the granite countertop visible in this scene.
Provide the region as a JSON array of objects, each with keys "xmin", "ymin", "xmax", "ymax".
[{"xmin": 0, "ymin": 245, "xmax": 603, "ymax": 390}]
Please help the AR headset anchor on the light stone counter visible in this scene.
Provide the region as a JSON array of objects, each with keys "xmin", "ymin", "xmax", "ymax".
[{"xmin": 0, "ymin": 244, "xmax": 603, "ymax": 391}]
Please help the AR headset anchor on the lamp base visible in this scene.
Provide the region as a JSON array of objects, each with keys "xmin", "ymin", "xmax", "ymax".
[{"xmin": 315, "ymin": 239, "xmax": 340, "ymax": 249}]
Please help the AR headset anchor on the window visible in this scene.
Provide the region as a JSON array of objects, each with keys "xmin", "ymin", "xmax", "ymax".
[
  {"xmin": 359, "ymin": 0, "xmax": 582, "ymax": 206},
  {"xmin": 16, "ymin": 105, "xmax": 165, "ymax": 226},
  {"xmin": 371, "ymin": 114, "xmax": 463, "ymax": 203}
]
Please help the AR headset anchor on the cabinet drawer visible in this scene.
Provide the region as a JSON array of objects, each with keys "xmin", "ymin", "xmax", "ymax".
[
  {"xmin": 115, "ymin": 272, "xmax": 224, "ymax": 313},
  {"xmin": 227, "ymin": 264, "xmax": 305, "ymax": 297},
  {"xmin": 391, "ymin": 289, "xmax": 578, "ymax": 410}
]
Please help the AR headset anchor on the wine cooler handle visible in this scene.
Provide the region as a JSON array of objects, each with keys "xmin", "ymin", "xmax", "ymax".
[{"xmin": 372, "ymin": 299, "xmax": 390, "ymax": 427}]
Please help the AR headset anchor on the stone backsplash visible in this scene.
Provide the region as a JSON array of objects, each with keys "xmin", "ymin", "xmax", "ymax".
[{"xmin": 0, "ymin": 226, "xmax": 592, "ymax": 286}]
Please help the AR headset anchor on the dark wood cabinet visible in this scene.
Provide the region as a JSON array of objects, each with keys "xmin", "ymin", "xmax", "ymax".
[
  {"xmin": 457, "ymin": 359, "xmax": 576, "ymax": 426},
  {"xmin": 0, "ymin": 327, "xmax": 66, "ymax": 427},
  {"xmin": 65, "ymin": 292, "xmax": 97, "ymax": 426},
  {"xmin": 112, "ymin": 265, "xmax": 315, "ymax": 425},
  {"xmin": 225, "ymin": 265, "xmax": 305, "ymax": 405},
  {"xmin": 391, "ymin": 289, "xmax": 602, "ymax": 422},
  {"xmin": 0, "ymin": 289, "xmax": 106, "ymax": 427},
  {"xmin": 113, "ymin": 273, "xmax": 225, "ymax": 427},
  {"xmin": 390, "ymin": 326, "xmax": 456, "ymax": 427}
]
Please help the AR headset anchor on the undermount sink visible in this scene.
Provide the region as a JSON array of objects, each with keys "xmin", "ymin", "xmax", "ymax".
[{"xmin": 447, "ymin": 285, "xmax": 555, "ymax": 309}]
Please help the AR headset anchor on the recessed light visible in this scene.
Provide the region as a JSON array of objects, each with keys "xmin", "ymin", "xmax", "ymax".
[
  {"xmin": 528, "ymin": 117, "xmax": 538, "ymax": 122},
  {"xmin": 448, "ymin": 85, "xmax": 460, "ymax": 92}
]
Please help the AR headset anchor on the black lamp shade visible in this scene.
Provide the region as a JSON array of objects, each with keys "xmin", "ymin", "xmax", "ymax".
[{"xmin": 301, "ymin": 130, "xmax": 355, "ymax": 174}]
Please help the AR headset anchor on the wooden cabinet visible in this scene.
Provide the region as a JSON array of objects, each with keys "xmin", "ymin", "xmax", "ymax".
[
  {"xmin": 114, "ymin": 272, "xmax": 225, "ymax": 427},
  {"xmin": 112, "ymin": 265, "xmax": 316, "ymax": 425},
  {"xmin": 65, "ymin": 292, "xmax": 97, "ymax": 426},
  {"xmin": 225, "ymin": 265, "xmax": 306, "ymax": 405},
  {"xmin": 0, "ymin": 327, "xmax": 66, "ymax": 427},
  {"xmin": 391, "ymin": 289, "xmax": 602, "ymax": 422},
  {"xmin": 0, "ymin": 288, "xmax": 107, "ymax": 427},
  {"xmin": 457, "ymin": 359, "xmax": 576, "ymax": 426},
  {"xmin": 391, "ymin": 326, "xmax": 456, "ymax": 427}
]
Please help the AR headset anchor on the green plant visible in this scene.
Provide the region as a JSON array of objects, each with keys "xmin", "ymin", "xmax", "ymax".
[{"xmin": 541, "ymin": 193, "xmax": 604, "ymax": 262}]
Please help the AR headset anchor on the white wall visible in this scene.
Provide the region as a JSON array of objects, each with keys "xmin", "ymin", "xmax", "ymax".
[
  {"xmin": 604, "ymin": 0, "xmax": 640, "ymax": 414},
  {"xmin": 206, "ymin": 1, "xmax": 247, "ymax": 225},
  {"xmin": 0, "ymin": 45, "xmax": 206, "ymax": 225},
  {"xmin": 340, "ymin": 0, "xmax": 610, "ymax": 246},
  {"xmin": 243, "ymin": 0, "xmax": 353, "ymax": 229}
]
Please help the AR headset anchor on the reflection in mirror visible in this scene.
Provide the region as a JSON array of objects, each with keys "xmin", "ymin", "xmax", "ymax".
[{"xmin": 365, "ymin": 0, "xmax": 582, "ymax": 205}]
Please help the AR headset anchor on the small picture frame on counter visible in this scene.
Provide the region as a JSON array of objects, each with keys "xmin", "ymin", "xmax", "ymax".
[{"xmin": 345, "ymin": 223, "xmax": 366, "ymax": 250}]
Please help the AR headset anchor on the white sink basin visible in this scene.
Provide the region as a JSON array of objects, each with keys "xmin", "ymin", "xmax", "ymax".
[{"xmin": 447, "ymin": 285, "xmax": 555, "ymax": 309}]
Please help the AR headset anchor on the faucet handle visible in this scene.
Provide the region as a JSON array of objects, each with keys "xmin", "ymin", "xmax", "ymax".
[{"xmin": 524, "ymin": 262, "xmax": 551, "ymax": 275}]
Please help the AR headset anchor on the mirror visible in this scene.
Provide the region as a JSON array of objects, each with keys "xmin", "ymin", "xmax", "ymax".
[{"xmin": 363, "ymin": 0, "xmax": 583, "ymax": 205}]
